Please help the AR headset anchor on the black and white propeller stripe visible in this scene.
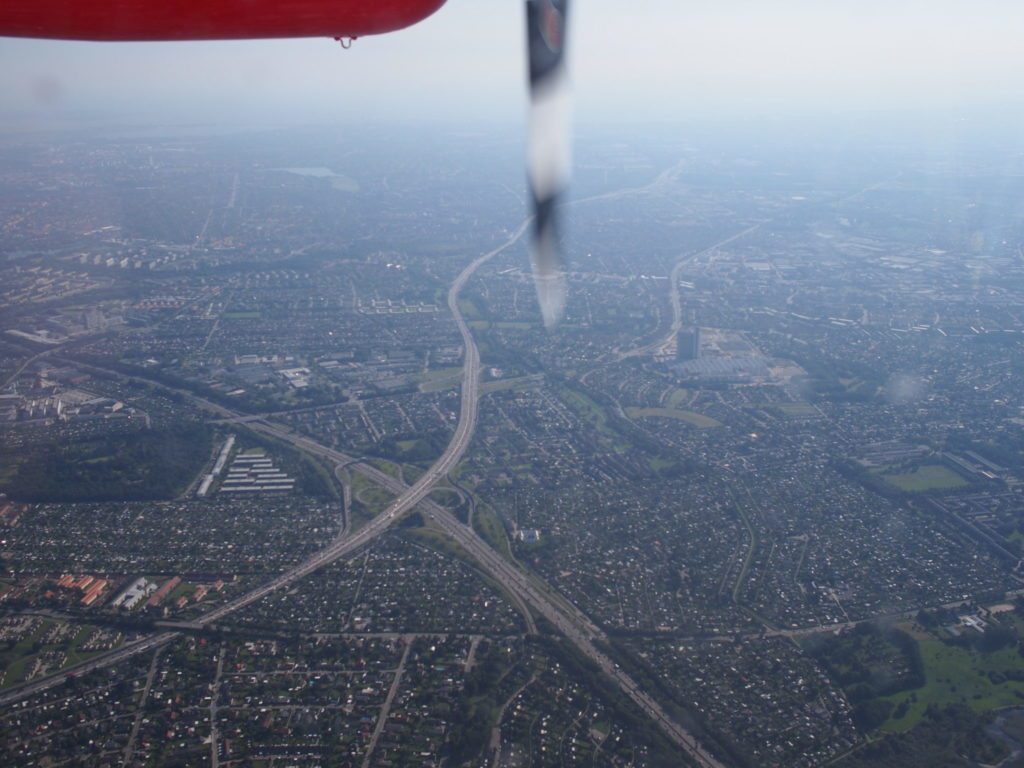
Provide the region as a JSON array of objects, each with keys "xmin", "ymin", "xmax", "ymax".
[{"xmin": 526, "ymin": 0, "xmax": 571, "ymax": 328}]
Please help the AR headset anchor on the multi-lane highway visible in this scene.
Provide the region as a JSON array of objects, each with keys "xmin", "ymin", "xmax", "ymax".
[
  {"xmin": 623, "ymin": 223, "xmax": 762, "ymax": 361},
  {"xmin": 418, "ymin": 503, "xmax": 725, "ymax": 768},
  {"xmin": 0, "ymin": 221, "xmax": 528, "ymax": 704},
  {"xmin": 1, "ymin": 211, "xmax": 727, "ymax": 766},
  {"xmin": 123, "ymin": 221, "xmax": 534, "ymax": 634}
]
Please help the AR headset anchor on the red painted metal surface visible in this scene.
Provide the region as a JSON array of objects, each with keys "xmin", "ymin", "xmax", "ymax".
[{"xmin": 0, "ymin": 0, "xmax": 448, "ymax": 41}]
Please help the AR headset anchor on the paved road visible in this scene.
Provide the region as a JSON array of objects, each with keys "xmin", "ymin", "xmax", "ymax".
[
  {"xmin": 1, "ymin": 212, "xmax": 726, "ymax": 766},
  {"xmin": 209, "ymin": 644, "xmax": 226, "ymax": 768},
  {"xmin": 623, "ymin": 224, "xmax": 762, "ymax": 360},
  {"xmin": 2, "ymin": 345, "xmax": 64, "ymax": 389},
  {"xmin": 421, "ymin": 503, "xmax": 725, "ymax": 768},
  {"xmin": 121, "ymin": 646, "xmax": 162, "ymax": 766},
  {"xmin": 0, "ymin": 629, "xmax": 179, "ymax": 708},
  {"xmin": 361, "ymin": 638, "xmax": 412, "ymax": 768},
  {"xmin": 0, "ymin": 222, "xmax": 528, "ymax": 705},
  {"xmin": 767, "ymin": 587, "xmax": 1024, "ymax": 640},
  {"xmin": 189, "ymin": 220, "xmax": 533, "ymax": 629}
]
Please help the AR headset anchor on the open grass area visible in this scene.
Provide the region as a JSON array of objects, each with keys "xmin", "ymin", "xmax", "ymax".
[
  {"xmin": 1, "ymin": 620, "xmax": 116, "ymax": 689},
  {"xmin": 418, "ymin": 366, "xmax": 462, "ymax": 393},
  {"xmin": 881, "ymin": 464, "xmax": 969, "ymax": 493},
  {"xmin": 401, "ymin": 463, "xmax": 425, "ymax": 484},
  {"xmin": 327, "ymin": 175, "xmax": 359, "ymax": 192},
  {"xmin": 839, "ymin": 376, "xmax": 876, "ymax": 398},
  {"xmin": 369, "ymin": 458, "xmax": 402, "ymax": 480},
  {"xmin": 473, "ymin": 504, "xmax": 513, "ymax": 561},
  {"xmin": 387, "ymin": 439, "xmax": 438, "ymax": 466},
  {"xmin": 480, "ymin": 374, "xmax": 544, "ymax": 395},
  {"xmin": 458, "ymin": 298, "xmax": 481, "ymax": 319},
  {"xmin": 625, "ymin": 406, "xmax": 721, "ymax": 428},
  {"xmin": 420, "ymin": 367, "xmax": 462, "ymax": 382},
  {"xmin": 0, "ymin": 424, "xmax": 213, "ymax": 503},
  {"xmin": 493, "ymin": 321, "xmax": 533, "ymax": 329},
  {"xmin": 882, "ymin": 637, "xmax": 1024, "ymax": 732},
  {"xmin": 665, "ymin": 388, "xmax": 691, "ymax": 408},
  {"xmin": 0, "ymin": 462, "xmax": 17, "ymax": 487},
  {"xmin": 468, "ymin": 320, "xmax": 533, "ymax": 331},
  {"xmin": 427, "ymin": 488, "xmax": 462, "ymax": 509},
  {"xmin": 648, "ymin": 457, "xmax": 675, "ymax": 472},
  {"xmin": 355, "ymin": 485, "xmax": 394, "ymax": 513},
  {"xmin": 772, "ymin": 402, "xmax": 819, "ymax": 417},
  {"xmin": 62, "ymin": 626, "xmax": 106, "ymax": 668},
  {"xmin": 349, "ymin": 473, "xmax": 396, "ymax": 529},
  {"xmin": 559, "ymin": 386, "xmax": 616, "ymax": 438}
]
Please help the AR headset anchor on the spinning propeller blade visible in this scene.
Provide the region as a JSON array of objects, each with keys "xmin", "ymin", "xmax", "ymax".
[{"xmin": 525, "ymin": 0, "xmax": 571, "ymax": 328}]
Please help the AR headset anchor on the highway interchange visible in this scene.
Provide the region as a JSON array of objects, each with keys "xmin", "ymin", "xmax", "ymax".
[{"xmin": 1, "ymin": 212, "xmax": 727, "ymax": 767}]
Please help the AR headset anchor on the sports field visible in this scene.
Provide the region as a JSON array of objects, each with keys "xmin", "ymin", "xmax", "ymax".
[{"xmin": 881, "ymin": 464, "xmax": 969, "ymax": 493}]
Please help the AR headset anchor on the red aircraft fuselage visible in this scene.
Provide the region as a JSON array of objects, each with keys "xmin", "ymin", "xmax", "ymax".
[{"xmin": 0, "ymin": 0, "xmax": 448, "ymax": 41}]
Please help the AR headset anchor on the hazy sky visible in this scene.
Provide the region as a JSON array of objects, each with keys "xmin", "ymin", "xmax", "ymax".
[{"xmin": 2, "ymin": 0, "xmax": 1024, "ymax": 127}]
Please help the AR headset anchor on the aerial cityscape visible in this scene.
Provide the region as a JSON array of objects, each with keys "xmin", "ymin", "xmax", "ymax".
[{"xmin": 1, "ymin": 116, "xmax": 1024, "ymax": 768}]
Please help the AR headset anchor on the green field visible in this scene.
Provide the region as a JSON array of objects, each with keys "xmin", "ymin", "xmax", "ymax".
[
  {"xmin": 427, "ymin": 488, "xmax": 462, "ymax": 509},
  {"xmin": 349, "ymin": 473, "xmax": 396, "ymax": 528},
  {"xmin": 1, "ymin": 620, "xmax": 115, "ymax": 689},
  {"xmin": 354, "ymin": 486, "xmax": 394, "ymax": 515},
  {"xmin": 401, "ymin": 463, "xmax": 425, "ymax": 484},
  {"xmin": 625, "ymin": 406, "xmax": 721, "ymax": 428},
  {"xmin": 369, "ymin": 458, "xmax": 402, "ymax": 480},
  {"xmin": 883, "ymin": 637, "xmax": 1024, "ymax": 731},
  {"xmin": 881, "ymin": 464, "xmax": 969, "ymax": 493},
  {"xmin": 473, "ymin": 505, "xmax": 513, "ymax": 561},
  {"xmin": 0, "ymin": 424, "xmax": 212, "ymax": 503},
  {"xmin": 276, "ymin": 167, "xmax": 359, "ymax": 192},
  {"xmin": 418, "ymin": 367, "xmax": 462, "ymax": 393},
  {"xmin": 458, "ymin": 298, "xmax": 481, "ymax": 319},
  {"xmin": 560, "ymin": 387, "xmax": 613, "ymax": 433},
  {"xmin": 480, "ymin": 374, "xmax": 544, "ymax": 395},
  {"xmin": 665, "ymin": 388, "xmax": 691, "ymax": 408},
  {"xmin": 773, "ymin": 402, "xmax": 819, "ymax": 417},
  {"xmin": 327, "ymin": 175, "xmax": 359, "ymax": 192},
  {"xmin": 392, "ymin": 439, "xmax": 432, "ymax": 464},
  {"xmin": 468, "ymin": 320, "xmax": 534, "ymax": 331},
  {"xmin": 404, "ymin": 526, "xmax": 474, "ymax": 562}
]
